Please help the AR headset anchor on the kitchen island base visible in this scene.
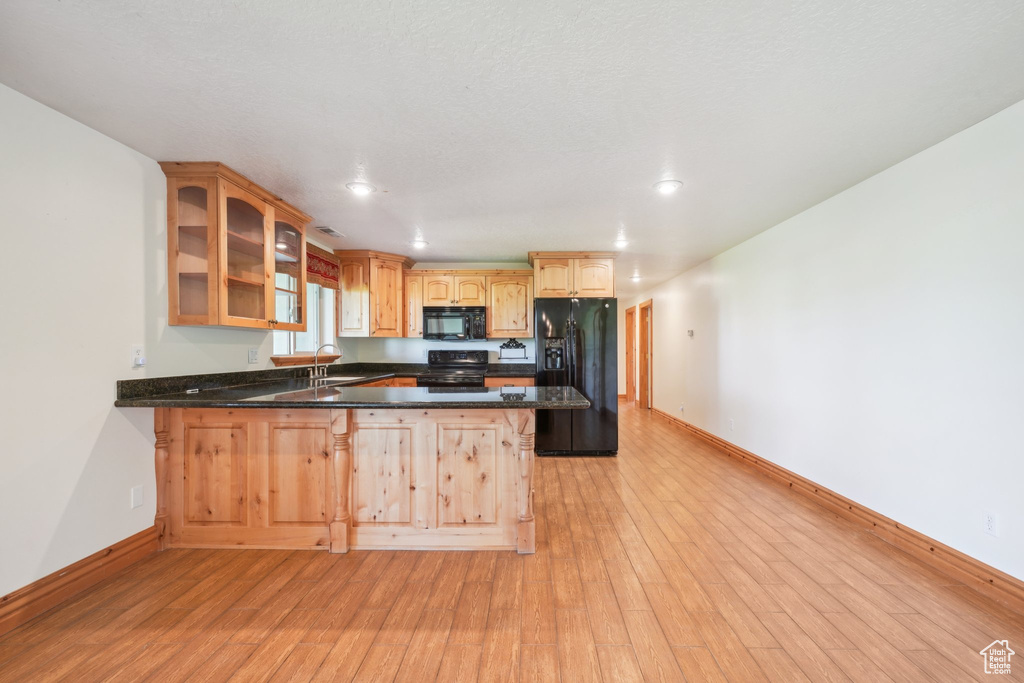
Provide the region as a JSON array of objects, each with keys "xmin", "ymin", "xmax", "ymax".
[{"xmin": 153, "ymin": 407, "xmax": 536, "ymax": 554}]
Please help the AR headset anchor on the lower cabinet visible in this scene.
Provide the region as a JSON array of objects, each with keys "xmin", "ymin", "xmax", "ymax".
[
  {"xmin": 483, "ymin": 377, "xmax": 535, "ymax": 387},
  {"xmin": 157, "ymin": 406, "xmax": 533, "ymax": 552},
  {"xmin": 167, "ymin": 408, "xmax": 336, "ymax": 548}
]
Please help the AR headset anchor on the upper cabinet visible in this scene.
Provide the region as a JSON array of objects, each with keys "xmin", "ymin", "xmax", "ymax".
[
  {"xmin": 421, "ymin": 274, "xmax": 486, "ymax": 305},
  {"xmin": 487, "ymin": 275, "xmax": 533, "ymax": 338},
  {"xmin": 334, "ymin": 251, "xmax": 415, "ymax": 337},
  {"xmin": 529, "ymin": 252, "xmax": 615, "ymax": 298},
  {"xmin": 405, "ymin": 274, "xmax": 424, "ymax": 337},
  {"xmin": 161, "ymin": 162, "xmax": 310, "ymax": 330}
]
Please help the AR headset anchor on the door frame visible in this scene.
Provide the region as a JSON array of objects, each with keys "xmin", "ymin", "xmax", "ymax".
[
  {"xmin": 638, "ymin": 299, "xmax": 653, "ymax": 410},
  {"xmin": 624, "ymin": 305, "xmax": 636, "ymax": 402}
]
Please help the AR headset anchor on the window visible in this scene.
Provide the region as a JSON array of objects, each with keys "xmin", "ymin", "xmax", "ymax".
[{"xmin": 273, "ymin": 282, "xmax": 336, "ymax": 354}]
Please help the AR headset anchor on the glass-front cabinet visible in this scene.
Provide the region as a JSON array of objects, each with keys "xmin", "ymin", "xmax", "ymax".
[{"xmin": 162, "ymin": 162, "xmax": 310, "ymax": 330}]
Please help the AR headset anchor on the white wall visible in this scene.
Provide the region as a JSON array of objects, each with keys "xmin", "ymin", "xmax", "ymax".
[
  {"xmin": 0, "ymin": 84, "xmax": 280, "ymax": 596},
  {"xmin": 620, "ymin": 99, "xmax": 1024, "ymax": 580}
]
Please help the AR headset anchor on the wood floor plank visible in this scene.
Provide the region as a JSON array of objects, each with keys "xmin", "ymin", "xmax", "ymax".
[
  {"xmin": 394, "ymin": 608, "xmax": 454, "ymax": 683},
  {"xmin": 523, "ymin": 581, "xmax": 557, "ymax": 645},
  {"xmin": 597, "ymin": 644, "xmax": 645, "ymax": 682},
  {"xmin": 478, "ymin": 608, "xmax": 520, "ymax": 683},
  {"xmin": 521, "ymin": 644, "xmax": 561, "ymax": 682},
  {"xmin": 749, "ymin": 648, "xmax": 813, "ymax": 682},
  {"xmin": 672, "ymin": 646, "xmax": 729, "ymax": 682},
  {"xmin": 582, "ymin": 581, "xmax": 630, "ymax": 645},
  {"xmin": 449, "ymin": 581, "xmax": 492, "ymax": 645},
  {"xmin": 309, "ymin": 608, "xmax": 388, "ymax": 683},
  {"xmin": 623, "ymin": 609, "xmax": 687, "ymax": 682},
  {"xmin": 556, "ymin": 609, "xmax": 603, "ymax": 682},
  {"xmin": 436, "ymin": 643, "xmax": 482, "ymax": 682},
  {"xmin": 268, "ymin": 642, "xmax": 332, "ymax": 682}
]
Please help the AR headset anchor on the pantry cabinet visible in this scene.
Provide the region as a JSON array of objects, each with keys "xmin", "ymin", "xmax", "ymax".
[
  {"xmin": 334, "ymin": 251, "xmax": 415, "ymax": 337},
  {"xmin": 161, "ymin": 162, "xmax": 310, "ymax": 330},
  {"xmin": 529, "ymin": 252, "xmax": 615, "ymax": 298}
]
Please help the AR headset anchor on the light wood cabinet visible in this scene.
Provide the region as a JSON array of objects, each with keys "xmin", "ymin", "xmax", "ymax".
[
  {"xmin": 486, "ymin": 275, "xmax": 533, "ymax": 338},
  {"xmin": 483, "ymin": 377, "xmax": 535, "ymax": 387},
  {"xmin": 529, "ymin": 252, "xmax": 615, "ymax": 298},
  {"xmin": 423, "ymin": 275, "xmax": 455, "ymax": 305},
  {"xmin": 454, "ymin": 276, "xmax": 486, "ymax": 305},
  {"xmin": 370, "ymin": 257, "xmax": 403, "ymax": 337},
  {"xmin": 155, "ymin": 406, "xmax": 537, "ymax": 553},
  {"xmin": 404, "ymin": 274, "xmax": 424, "ymax": 337},
  {"xmin": 420, "ymin": 274, "xmax": 486, "ymax": 305},
  {"xmin": 334, "ymin": 251, "xmax": 415, "ymax": 337},
  {"xmin": 162, "ymin": 162, "xmax": 310, "ymax": 329}
]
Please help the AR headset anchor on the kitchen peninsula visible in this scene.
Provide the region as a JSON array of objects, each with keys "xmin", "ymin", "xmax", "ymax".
[{"xmin": 116, "ymin": 370, "xmax": 588, "ymax": 555}]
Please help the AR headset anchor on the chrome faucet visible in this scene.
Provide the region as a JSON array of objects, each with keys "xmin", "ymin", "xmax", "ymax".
[{"xmin": 310, "ymin": 343, "xmax": 342, "ymax": 384}]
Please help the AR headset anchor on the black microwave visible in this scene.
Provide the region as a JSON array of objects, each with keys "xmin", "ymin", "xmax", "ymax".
[{"xmin": 423, "ymin": 306, "xmax": 487, "ymax": 340}]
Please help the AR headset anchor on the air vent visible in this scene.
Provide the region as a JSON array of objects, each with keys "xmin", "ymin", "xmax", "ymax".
[{"xmin": 316, "ymin": 226, "xmax": 345, "ymax": 238}]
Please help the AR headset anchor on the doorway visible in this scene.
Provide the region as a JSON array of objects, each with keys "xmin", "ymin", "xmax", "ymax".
[
  {"xmin": 638, "ymin": 300, "xmax": 653, "ymax": 410},
  {"xmin": 625, "ymin": 306, "xmax": 636, "ymax": 402}
]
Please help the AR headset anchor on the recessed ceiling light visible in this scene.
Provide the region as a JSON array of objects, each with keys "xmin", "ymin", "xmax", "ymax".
[
  {"xmin": 410, "ymin": 239, "xmax": 428, "ymax": 249},
  {"xmin": 630, "ymin": 274, "xmax": 642, "ymax": 282},
  {"xmin": 653, "ymin": 179, "xmax": 683, "ymax": 195},
  {"xmin": 346, "ymin": 182, "xmax": 376, "ymax": 195},
  {"xmin": 614, "ymin": 232, "xmax": 629, "ymax": 249}
]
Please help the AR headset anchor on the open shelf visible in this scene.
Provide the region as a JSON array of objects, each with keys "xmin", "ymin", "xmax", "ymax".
[
  {"xmin": 226, "ymin": 230, "xmax": 266, "ymax": 259},
  {"xmin": 274, "ymin": 250, "xmax": 299, "ymax": 263},
  {"xmin": 226, "ymin": 274, "xmax": 265, "ymax": 288}
]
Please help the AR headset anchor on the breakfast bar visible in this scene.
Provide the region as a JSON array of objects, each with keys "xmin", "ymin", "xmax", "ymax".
[{"xmin": 117, "ymin": 376, "xmax": 588, "ymax": 555}]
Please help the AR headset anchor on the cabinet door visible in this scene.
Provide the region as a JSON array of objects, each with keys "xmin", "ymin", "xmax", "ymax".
[
  {"xmin": 370, "ymin": 258, "xmax": 403, "ymax": 337},
  {"xmin": 423, "ymin": 275, "xmax": 454, "ymax": 305},
  {"xmin": 483, "ymin": 377, "xmax": 535, "ymax": 387},
  {"xmin": 454, "ymin": 276, "xmax": 486, "ymax": 305},
  {"xmin": 220, "ymin": 181, "xmax": 271, "ymax": 327},
  {"xmin": 533, "ymin": 259, "xmax": 573, "ymax": 297},
  {"xmin": 405, "ymin": 274, "xmax": 423, "ymax": 337},
  {"xmin": 168, "ymin": 178, "xmax": 218, "ymax": 326},
  {"xmin": 487, "ymin": 276, "xmax": 533, "ymax": 338},
  {"xmin": 337, "ymin": 258, "xmax": 370, "ymax": 337},
  {"xmin": 272, "ymin": 211, "xmax": 307, "ymax": 331},
  {"xmin": 573, "ymin": 258, "xmax": 615, "ymax": 297}
]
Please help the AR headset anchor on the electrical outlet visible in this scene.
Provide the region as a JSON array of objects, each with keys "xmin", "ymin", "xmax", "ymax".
[
  {"xmin": 130, "ymin": 485, "xmax": 144, "ymax": 509},
  {"xmin": 248, "ymin": 347, "xmax": 259, "ymax": 364},
  {"xmin": 130, "ymin": 344, "xmax": 146, "ymax": 368},
  {"xmin": 679, "ymin": 404, "xmax": 684, "ymax": 412},
  {"xmin": 729, "ymin": 418, "xmax": 735, "ymax": 431},
  {"xmin": 984, "ymin": 510, "xmax": 999, "ymax": 537}
]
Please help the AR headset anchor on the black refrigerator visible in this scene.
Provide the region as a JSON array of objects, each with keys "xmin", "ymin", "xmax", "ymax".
[{"xmin": 535, "ymin": 298, "xmax": 618, "ymax": 455}]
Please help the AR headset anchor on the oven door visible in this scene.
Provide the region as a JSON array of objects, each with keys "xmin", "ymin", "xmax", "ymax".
[{"xmin": 423, "ymin": 308, "xmax": 470, "ymax": 340}]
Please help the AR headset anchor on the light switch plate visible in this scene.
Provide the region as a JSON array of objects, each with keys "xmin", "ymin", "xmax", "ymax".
[{"xmin": 130, "ymin": 485, "xmax": 144, "ymax": 509}]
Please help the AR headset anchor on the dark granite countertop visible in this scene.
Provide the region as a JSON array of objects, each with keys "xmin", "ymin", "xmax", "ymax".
[
  {"xmin": 115, "ymin": 377, "xmax": 586, "ymax": 410},
  {"xmin": 116, "ymin": 361, "xmax": 537, "ymax": 402}
]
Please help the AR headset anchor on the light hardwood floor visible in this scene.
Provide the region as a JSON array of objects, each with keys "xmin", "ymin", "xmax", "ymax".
[{"xmin": 2, "ymin": 402, "xmax": 1022, "ymax": 681}]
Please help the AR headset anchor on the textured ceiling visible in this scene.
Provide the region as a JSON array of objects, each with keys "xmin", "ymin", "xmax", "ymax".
[{"xmin": 3, "ymin": 1, "xmax": 1024, "ymax": 295}]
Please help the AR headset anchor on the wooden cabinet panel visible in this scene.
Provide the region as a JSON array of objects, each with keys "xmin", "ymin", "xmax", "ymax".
[
  {"xmin": 267, "ymin": 425, "xmax": 330, "ymax": 525},
  {"xmin": 353, "ymin": 426, "xmax": 414, "ymax": 524},
  {"xmin": 487, "ymin": 276, "xmax": 533, "ymax": 338},
  {"xmin": 483, "ymin": 377, "xmax": 534, "ymax": 387},
  {"xmin": 574, "ymin": 258, "xmax": 615, "ymax": 297},
  {"xmin": 438, "ymin": 424, "xmax": 500, "ymax": 525},
  {"xmin": 158, "ymin": 407, "xmax": 534, "ymax": 553},
  {"xmin": 534, "ymin": 259, "xmax": 573, "ymax": 297},
  {"xmin": 423, "ymin": 275, "xmax": 455, "ymax": 305},
  {"xmin": 183, "ymin": 424, "xmax": 247, "ymax": 525},
  {"xmin": 454, "ymin": 276, "xmax": 486, "ymax": 305},
  {"xmin": 369, "ymin": 258, "xmax": 403, "ymax": 337},
  {"xmin": 392, "ymin": 377, "xmax": 418, "ymax": 387},
  {"xmin": 338, "ymin": 258, "xmax": 370, "ymax": 337},
  {"xmin": 405, "ymin": 274, "xmax": 423, "ymax": 337}
]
